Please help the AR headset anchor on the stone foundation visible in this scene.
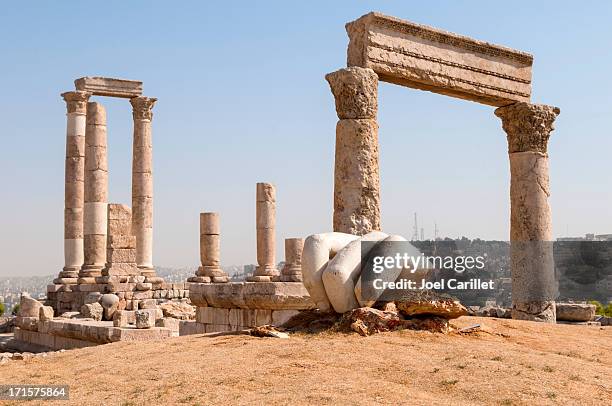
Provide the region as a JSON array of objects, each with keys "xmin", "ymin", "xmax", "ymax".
[
  {"xmin": 13, "ymin": 319, "xmax": 172, "ymax": 351},
  {"xmin": 46, "ymin": 282, "xmax": 190, "ymax": 314},
  {"xmin": 182, "ymin": 282, "xmax": 314, "ymax": 335}
]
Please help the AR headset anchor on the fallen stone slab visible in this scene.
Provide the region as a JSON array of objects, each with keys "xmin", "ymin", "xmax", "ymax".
[{"xmin": 555, "ymin": 303, "xmax": 596, "ymax": 322}]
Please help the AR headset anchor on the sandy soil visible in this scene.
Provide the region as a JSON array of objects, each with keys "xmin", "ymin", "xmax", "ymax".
[{"xmin": 1, "ymin": 316, "xmax": 610, "ymax": 405}]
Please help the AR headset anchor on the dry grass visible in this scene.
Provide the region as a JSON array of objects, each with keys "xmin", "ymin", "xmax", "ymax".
[{"xmin": 1, "ymin": 316, "xmax": 610, "ymax": 405}]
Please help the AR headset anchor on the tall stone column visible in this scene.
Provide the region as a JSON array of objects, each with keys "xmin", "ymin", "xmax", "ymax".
[
  {"xmin": 326, "ymin": 67, "xmax": 380, "ymax": 236},
  {"xmin": 281, "ymin": 238, "xmax": 304, "ymax": 282},
  {"xmin": 130, "ymin": 96, "xmax": 157, "ymax": 280},
  {"xmin": 247, "ymin": 183, "xmax": 280, "ymax": 282},
  {"xmin": 56, "ymin": 91, "xmax": 91, "ymax": 285},
  {"xmin": 188, "ymin": 213, "xmax": 229, "ymax": 283},
  {"xmin": 79, "ymin": 102, "xmax": 108, "ymax": 284},
  {"xmin": 495, "ymin": 102, "xmax": 560, "ymax": 323}
]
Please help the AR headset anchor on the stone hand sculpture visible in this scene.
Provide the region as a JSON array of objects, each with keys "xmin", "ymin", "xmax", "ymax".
[{"xmin": 302, "ymin": 231, "xmax": 427, "ymax": 313}]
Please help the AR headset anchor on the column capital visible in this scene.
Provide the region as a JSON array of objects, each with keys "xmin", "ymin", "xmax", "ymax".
[
  {"xmin": 130, "ymin": 96, "xmax": 157, "ymax": 121},
  {"xmin": 325, "ymin": 67, "xmax": 378, "ymax": 119},
  {"xmin": 495, "ymin": 102, "xmax": 560, "ymax": 154},
  {"xmin": 61, "ymin": 91, "xmax": 91, "ymax": 114}
]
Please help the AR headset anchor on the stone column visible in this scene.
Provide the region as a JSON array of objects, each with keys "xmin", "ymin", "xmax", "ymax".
[
  {"xmin": 56, "ymin": 91, "xmax": 91, "ymax": 285},
  {"xmin": 189, "ymin": 213, "xmax": 229, "ymax": 283},
  {"xmin": 495, "ymin": 102, "xmax": 560, "ymax": 323},
  {"xmin": 247, "ymin": 183, "xmax": 280, "ymax": 282},
  {"xmin": 326, "ymin": 67, "xmax": 380, "ymax": 236},
  {"xmin": 79, "ymin": 102, "xmax": 108, "ymax": 284},
  {"xmin": 281, "ymin": 238, "xmax": 304, "ymax": 282},
  {"xmin": 130, "ymin": 96, "xmax": 157, "ymax": 280}
]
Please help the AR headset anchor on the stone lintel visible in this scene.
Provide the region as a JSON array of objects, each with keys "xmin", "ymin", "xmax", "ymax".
[
  {"xmin": 346, "ymin": 12, "xmax": 533, "ymax": 106},
  {"xmin": 75, "ymin": 77, "xmax": 143, "ymax": 98}
]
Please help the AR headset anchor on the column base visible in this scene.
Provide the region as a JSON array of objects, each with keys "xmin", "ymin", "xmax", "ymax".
[
  {"xmin": 195, "ymin": 266, "xmax": 229, "ymax": 282},
  {"xmin": 511, "ymin": 301, "xmax": 556, "ymax": 323},
  {"xmin": 188, "ymin": 276, "xmax": 212, "ymax": 283},
  {"xmin": 77, "ymin": 266, "xmax": 103, "ymax": 284},
  {"xmin": 281, "ymin": 265, "xmax": 302, "ymax": 282},
  {"xmin": 253, "ymin": 265, "xmax": 280, "ymax": 277},
  {"xmin": 60, "ymin": 267, "xmax": 80, "ymax": 278},
  {"xmin": 53, "ymin": 277, "xmax": 78, "ymax": 285},
  {"xmin": 280, "ymin": 274, "xmax": 303, "ymax": 282},
  {"xmin": 246, "ymin": 275, "xmax": 281, "ymax": 282},
  {"xmin": 138, "ymin": 266, "xmax": 157, "ymax": 278}
]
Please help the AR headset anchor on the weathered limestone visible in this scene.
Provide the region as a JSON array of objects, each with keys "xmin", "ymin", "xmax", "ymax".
[
  {"xmin": 79, "ymin": 102, "xmax": 108, "ymax": 284},
  {"xmin": 495, "ymin": 102, "xmax": 560, "ymax": 323},
  {"xmin": 102, "ymin": 204, "xmax": 138, "ymax": 279},
  {"xmin": 248, "ymin": 183, "xmax": 280, "ymax": 282},
  {"xmin": 326, "ymin": 67, "xmax": 380, "ymax": 236},
  {"xmin": 555, "ymin": 303, "xmax": 596, "ymax": 322},
  {"xmin": 130, "ymin": 96, "xmax": 157, "ymax": 280},
  {"xmin": 189, "ymin": 282, "xmax": 315, "ymax": 310},
  {"xmin": 189, "ymin": 212, "xmax": 229, "ymax": 283},
  {"xmin": 58, "ymin": 91, "xmax": 91, "ymax": 284},
  {"xmin": 281, "ymin": 238, "xmax": 304, "ymax": 282},
  {"xmin": 346, "ymin": 12, "xmax": 532, "ymax": 106},
  {"xmin": 75, "ymin": 77, "xmax": 143, "ymax": 98}
]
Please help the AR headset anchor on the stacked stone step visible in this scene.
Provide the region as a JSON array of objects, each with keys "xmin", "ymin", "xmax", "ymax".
[
  {"xmin": 281, "ymin": 238, "xmax": 304, "ymax": 282},
  {"xmin": 188, "ymin": 213, "xmax": 229, "ymax": 283}
]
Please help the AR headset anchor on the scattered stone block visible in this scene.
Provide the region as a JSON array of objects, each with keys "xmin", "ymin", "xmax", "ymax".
[
  {"xmin": 80, "ymin": 303, "xmax": 103, "ymax": 321},
  {"xmin": 15, "ymin": 317, "xmax": 39, "ymax": 331},
  {"xmin": 159, "ymin": 302, "xmax": 195, "ymax": 320},
  {"xmin": 139, "ymin": 299, "xmax": 157, "ymax": 309},
  {"xmin": 113, "ymin": 310, "xmax": 136, "ymax": 327},
  {"xmin": 136, "ymin": 282, "xmax": 152, "ymax": 291},
  {"xmin": 556, "ymin": 303, "xmax": 596, "ymax": 322},
  {"xmin": 39, "ymin": 306, "xmax": 55, "ymax": 322},
  {"xmin": 135, "ymin": 310, "xmax": 155, "ymax": 329},
  {"xmin": 395, "ymin": 292, "xmax": 467, "ymax": 320},
  {"xmin": 18, "ymin": 294, "xmax": 43, "ymax": 317}
]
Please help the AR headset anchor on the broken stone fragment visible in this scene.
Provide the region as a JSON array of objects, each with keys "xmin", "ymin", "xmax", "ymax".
[
  {"xmin": 395, "ymin": 292, "xmax": 467, "ymax": 320},
  {"xmin": 159, "ymin": 301, "xmax": 195, "ymax": 320},
  {"xmin": 17, "ymin": 293, "xmax": 43, "ymax": 318},
  {"xmin": 135, "ymin": 309, "xmax": 155, "ymax": 329},
  {"xmin": 39, "ymin": 306, "xmax": 54, "ymax": 321},
  {"xmin": 555, "ymin": 303, "xmax": 596, "ymax": 322},
  {"xmin": 80, "ymin": 302, "xmax": 103, "ymax": 321}
]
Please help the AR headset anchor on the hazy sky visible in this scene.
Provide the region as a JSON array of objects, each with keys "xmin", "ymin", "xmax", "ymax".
[{"xmin": 1, "ymin": 1, "xmax": 611, "ymax": 276}]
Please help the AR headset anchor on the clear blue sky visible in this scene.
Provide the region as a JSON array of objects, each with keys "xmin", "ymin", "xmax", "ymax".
[{"xmin": 1, "ymin": 1, "xmax": 611, "ymax": 276}]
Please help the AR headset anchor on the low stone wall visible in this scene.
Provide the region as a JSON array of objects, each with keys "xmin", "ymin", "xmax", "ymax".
[
  {"xmin": 46, "ymin": 282, "xmax": 190, "ymax": 314},
  {"xmin": 13, "ymin": 318, "xmax": 172, "ymax": 351},
  {"xmin": 181, "ymin": 282, "xmax": 314, "ymax": 335}
]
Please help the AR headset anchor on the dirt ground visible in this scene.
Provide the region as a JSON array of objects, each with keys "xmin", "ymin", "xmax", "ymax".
[{"xmin": 1, "ymin": 316, "xmax": 610, "ymax": 405}]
